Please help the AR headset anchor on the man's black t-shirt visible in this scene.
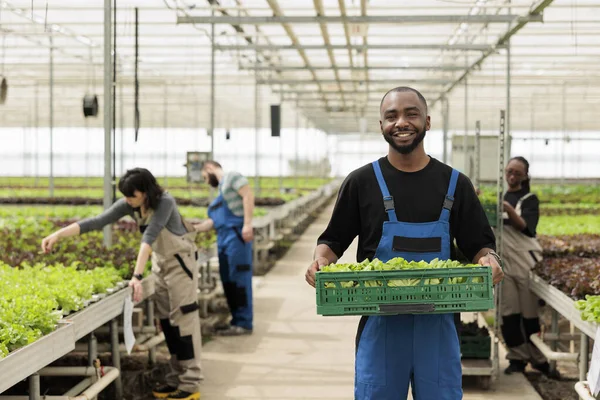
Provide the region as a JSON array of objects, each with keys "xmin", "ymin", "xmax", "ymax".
[
  {"xmin": 317, "ymin": 156, "xmax": 496, "ymax": 263},
  {"xmin": 503, "ymin": 188, "xmax": 540, "ymax": 238}
]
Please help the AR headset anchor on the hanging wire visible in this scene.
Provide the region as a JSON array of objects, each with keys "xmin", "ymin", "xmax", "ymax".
[
  {"xmin": 162, "ymin": 0, "xmax": 212, "ymax": 40},
  {"xmin": 0, "ymin": 3, "xmax": 4, "ymax": 76},
  {"xmin": 44, "ymin": 0, "xmax": 48, "ymax": 32},
  {"xmin": 1, "ymin": 35, "xmax": 5, "ymax": 77}
]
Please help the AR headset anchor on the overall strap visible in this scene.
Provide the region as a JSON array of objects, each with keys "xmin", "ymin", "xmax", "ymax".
[
  {"xmin": 439, "ymin": 169, "xmax": 459, "ymax": 222},
  {"xmin": 515, "ymin": 192, "xmax": 535, "ymax": 216},
  {"xmin": 371, "ymin": 161, "xmax": 398, "ymax": 222}
]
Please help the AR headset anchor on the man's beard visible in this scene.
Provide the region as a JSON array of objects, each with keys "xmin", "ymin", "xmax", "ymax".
[
  {"xmin": 382, "ymin": 127, "xmax": 426, "ymax": 155},
  {"xmin": 208, "ymin": 173, "xmax": 219, "ymax": 188}
]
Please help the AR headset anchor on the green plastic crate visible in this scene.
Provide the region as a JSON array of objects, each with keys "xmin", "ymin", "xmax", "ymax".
[
  {"xmin": 482, "ymin": 202, "xmax": 498, "ymax": 227},
  {"xmin": 460, "ymin": 335, "xmax": 492, "ymax": 359},
  {"xmin": 315, "ymin": 267, "xmax": 494, "ymax": 316}
]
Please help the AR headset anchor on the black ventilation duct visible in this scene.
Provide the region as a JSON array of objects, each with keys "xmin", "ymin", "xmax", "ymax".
[{"xmin": 82, "ymin": 93, "xmax": 99, "ymax": 117}]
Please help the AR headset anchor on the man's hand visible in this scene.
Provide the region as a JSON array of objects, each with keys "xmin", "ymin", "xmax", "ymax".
[
  {"xmin": 478, "ymin": 254, "xmax": 504, "ymax": 285},
  {"xmin": 242, "ymin": 224, "xmax": 254, "ymax": 242},
  {"xmin": 305, "ymin": 257, "xmax": 330, "ymax": 288},
  {"xmin": 129, "ymin": 277, "xmax": 143, "ymax": 303},
  {"xmin": 41, "ymin": 234, "xmax": 60, "ymax": 254}
]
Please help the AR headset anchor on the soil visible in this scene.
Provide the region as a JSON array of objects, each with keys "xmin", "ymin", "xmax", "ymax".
[
  {"xmin": 525, "ymin": 369, "xmax": 579, "ymax": 400},
  {"xmin": 520, "ymin": 306, "xmax": 591, "ymax": 400}
]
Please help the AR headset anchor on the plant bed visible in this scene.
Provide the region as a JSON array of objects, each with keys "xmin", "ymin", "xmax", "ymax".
[
  {"xmin": 540, "ymin": 204, "xmax": 600, "ymax": 217},
  {"xmin": 0, "ymin": 196, "xmax": 286, "ymax": 207},
  {"xmin": 0, "ymin": 263, "xmax": 123, "ymax": 359},
  {"xmin": 538, "ymin": 234, "xmax": 600, "ymax": 258},
  {"xmin": 532, "ymin": 256, "xmax": 600, "ymax": 300},
  {"xmin": 537, "ymin": 215, "xmax": 600, "ymax": 236},
  {"xmin": 0, "ymin": 217, "xmax": 216, "ymax": 274}
]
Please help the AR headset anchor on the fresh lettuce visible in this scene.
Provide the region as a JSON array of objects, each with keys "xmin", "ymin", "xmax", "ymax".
[{"xmin": 320, "ymin": 257, "xmax": 485, "ymax": 288}]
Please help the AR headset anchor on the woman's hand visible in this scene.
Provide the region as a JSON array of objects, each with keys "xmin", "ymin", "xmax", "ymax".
[
  {"xmin": 41, "ymin": 234, "xmax": 60, "ymax": 253},
  {"xmin": 194, "ymin": 219, "xmax": 214, "ymax": 233},
  {"xmin": 40, "ymin": 223, "xmax": 81, "ymax": 254},
  {"xmin": 129, "ymin": 277, "xmax": 143, "ymax": 303},
  {"xmin": 502, "ymin": 200, "xmax": 514, "ymax": 212}
]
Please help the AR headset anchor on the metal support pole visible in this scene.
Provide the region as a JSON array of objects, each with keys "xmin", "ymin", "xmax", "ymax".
[
  {"xmin": 209, "ymin": 8, "xmax": 215, "ymax": 160},
  {"xmin": 475, "ymin": 121, "xmax": 481, "ymax": 189},
  {"xmin": 112, "ymin": 0, "xmax": 117, "ymax": 203},
  {"xmin": 119, "ymin": 78, "xmax": 124, "ymax": 175},
  {"xmin": 497, "ymin": 111, "xmax": 505, "ymax": 255},
  {"xmin": 103, "ymin": 0, "xmax": 113, "ymax": 247},
  {"xmin": 295, "ymin": 99, "xmax": 300, "ymax": 192},
  {"xmin": 28, "ymin": 374, "xmax": 40, "ymax": 400},
  {"xmin": 254, "ymin": 43, "xmax": 261, "ymax": 197},
  {"xmin": 163, "ymin": 85, "xmax": 169, "ymax": 187},
  {"xmin": 463, "ymin": 38, "xmax": 468, "ymax": 175},
  {"xmin": 579, "ymin": 332, "xmax": 589, "ymax": 382},
  {"xmin": 49, "ymin": 35, "xmax": 54, "ymax": 197},
  {"xmin": 495, "ymin": 110, "xmax": 506, "ymax": 379},
  {"xmin": 24, "ymin": 110, "xmax": 30, "ymax": 176},
  {"xmin": 146, "ymin": 300, "xmax": 157, "ymax": 365},
  {"xmin": 304, "ymin": 118, "xmax": 309, "ymax": 187},
  {"xmin": 505, "ymin": 1, "xmax": 512, "ymax": 165},
  {"xmin": 550, "ymin": 309, "xmax": 559, "ymax": 373},
  {"xmin": 110, "ymin": 319, "xmax": 123, "ymax": 400},
  {"xmin": 442, "ymin": 96, "xmax": 449, "ymax": 164},
  {"xmin": 530, "ymin": 96, "xmax": 535, "ymax": 163},
  {"xmin": 88, "ymin": 333, "xmax": 98, "ymax": 367},
  {"xmin": 561, "ymin": 82, "xmax": 566, "ymax": 184},
  {"xmin": 88, "ymin": 331, "xmax": 98, "ymax": 400},
  {"xmin": 279, "ymin": 94, "xmax": 284, "ymax": 193},
  {"xmin": 34, "ymin": 83, "xmax": 39, "ymax": 186}
]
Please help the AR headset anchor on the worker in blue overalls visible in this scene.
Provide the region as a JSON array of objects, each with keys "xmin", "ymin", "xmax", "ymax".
[
  {"xmin": 306, "ymin": 87, "xmax": 504, "ymax": 399},
  {"xmin": 194, "ymin": 160, "xmax": 254, "ymax": 336}
]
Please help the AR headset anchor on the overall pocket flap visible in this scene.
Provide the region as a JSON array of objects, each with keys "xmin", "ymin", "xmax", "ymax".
[
  {"xmin": 180, "ymin": 302, "xmax": 199, "ymax": 314},
  {"xmin": 393, "ymin": 236, "xmax": 442, "ymax": 253}
]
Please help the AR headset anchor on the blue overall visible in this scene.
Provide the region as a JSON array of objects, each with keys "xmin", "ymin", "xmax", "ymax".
[
  {"xmin": 207, "ymin": 190, "xmax": 253, "ymax": 330},
  {"xmin": 354, "ymin": 161, "xmax": 462, "ymax": 400}
]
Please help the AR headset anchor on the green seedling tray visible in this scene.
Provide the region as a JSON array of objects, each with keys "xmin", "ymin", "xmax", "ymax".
[{"xmin": 460, "ymin": 335, "xmax": 492, "ymax": 359}]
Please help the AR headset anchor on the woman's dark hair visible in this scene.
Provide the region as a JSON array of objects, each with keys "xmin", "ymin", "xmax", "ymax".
[
  {"xmin": 510, "ymin": 156, "xmax": 531, "ymax": 193},
  {"xmin": 118, "ymin": 168, "xmax": 164, "ymax": 210}
]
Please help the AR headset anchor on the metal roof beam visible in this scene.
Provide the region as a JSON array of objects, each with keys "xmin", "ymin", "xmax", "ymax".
[
  {"xmin": 313, "ymin": 0, "xmax": 347, "ymax": 110},
  {"xmin": 243, "ymin": 65, "xmax": 467, "ymax": 71},
  {"xmin": 432, "ymin": 0, "xmax": 556, "ymax": 105},
  {"xmin": 263, "ymin": 0, "xmax": 329, "ymax": 111},
  {"xmin": 259, "ymin": 79, "xmax": 452, "ymax": 85},
  {"xmin": 360, "ymin": 0, "xmax": 369, "ymax": 120},
  {"xmin": 177, "ymin": 14, "xmax": 544, "ymax": 24},
  {"xmin": 215, "ymin": 43, "xmax": 502, "ymax": 51}
]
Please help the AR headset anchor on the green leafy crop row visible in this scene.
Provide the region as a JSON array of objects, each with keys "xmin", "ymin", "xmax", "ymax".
[
  {"xmin": 0, "ymin": 205, "xmax": 267, "ymax": 220},
  {"xmin": 575, "ymin": 295, "xmax": 600, "ymax": 323},
  {"xmin": 0, "ymin": 263, "xmax": 122, "ymax": 359},
  {"xmin": 0, "ymin": 217, "xmax": 217, "ymax": 279}
]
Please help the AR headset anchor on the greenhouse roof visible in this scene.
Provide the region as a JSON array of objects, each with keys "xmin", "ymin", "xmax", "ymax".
[{"xmin": 1, "ymin": 0, "xmax": 599, "ymax": 132}]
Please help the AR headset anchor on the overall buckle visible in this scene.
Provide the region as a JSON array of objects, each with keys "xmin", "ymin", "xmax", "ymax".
[
  {"xmin": 383, "ymin": 196, "xmax": 395, "ymax": 211},
  {"xmin": 443, "ymin": 195, "xmax": 454, "ymax": 210}
]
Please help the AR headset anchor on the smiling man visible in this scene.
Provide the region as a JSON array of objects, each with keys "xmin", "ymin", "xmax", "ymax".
[{"xmin": 305, "ymin": 87, "xmax": 504, "ymax": 400}]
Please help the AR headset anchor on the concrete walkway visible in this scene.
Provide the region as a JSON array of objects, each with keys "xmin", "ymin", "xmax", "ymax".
[{"xmin": 198, "ymin": 203, "xmax": 542, "ymax": 400}]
